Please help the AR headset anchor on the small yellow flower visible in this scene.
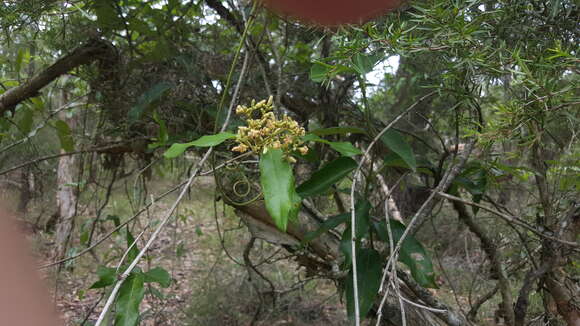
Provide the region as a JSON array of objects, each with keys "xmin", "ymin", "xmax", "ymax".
[{"xmin": 232, "ymin": 97, "xmax": 308, "ymax": 163}]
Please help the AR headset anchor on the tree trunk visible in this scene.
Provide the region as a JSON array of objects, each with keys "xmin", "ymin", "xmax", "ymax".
[{"xmin": 55, "ymin": 89, "xmax": 77, "ymax": 259}]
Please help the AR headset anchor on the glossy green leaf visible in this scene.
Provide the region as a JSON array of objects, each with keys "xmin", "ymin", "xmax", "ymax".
[
  {"xmin": 328, "ymin": 141, "xmax": 363, "ymax": 156},
  {"xmin": 55, "ymin": 120, "xmax": 75, "ymax": 152},
  {"xmin": 380, "ymin": 130, "xmax": 416, "ymax": 171},
  {"xmin": 259, "ymin": 148, "xmax": 301, "ymax": 231},
  {"xmin": 90, "ymin": 266, "xmax": 117, "ymax": 289},
  {"xmin": 163, "ymin": 132, "xmax": 236, "ymax": 158},
  {"xmin": 372, "ymin": 220, "xmax": 437, "ymax": 288},
  {"xmin": 310, "ymin": 62, "xmax": 332, "ymax": 83},
  {"xmin": 143, "ymin": 267, "xmax": 171, "ymax": 288},
  {"xmin": 115, "ymin": 272, "xmax": 145, "ymax": 326},
  {"xmin": 297, "ymin": 157, "xmax": 357, "ymax": 198},
  {"xmin": 345, "ymin": 248, "xmax": 382, "ymax": 321},
  {"xmin": 310, "ymin": 127, "xmax": 366, "ymax": 136}
]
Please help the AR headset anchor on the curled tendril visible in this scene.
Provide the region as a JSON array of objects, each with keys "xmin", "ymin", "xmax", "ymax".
[
  {"xmin": 215, "ymin": 159, "xmax": 262, "ymax": 206},
  {"xmin": 233, "ymin": 179, "xmax": 252, "ymax": 197}
]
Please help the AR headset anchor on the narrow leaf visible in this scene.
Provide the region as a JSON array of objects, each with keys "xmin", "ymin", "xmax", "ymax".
[
  {"xmin": 303, "ymin": 134, "xmax": 362, "ymax": 157},
  {"xmin": 259, "ymin": 148, "xmax": 301, "ymax": 231},
  {"xmin": 163, "ymin": 132, "xmax": 236, "ymax": 158},
  {"xmin": 328, "ymin": 141, "xmax": 363, "ymax": 157},
  {"xmin": 310, "ymin": 127, "xmax": 366, "ymax": 136},
  {"xmin": 126, "ymin": 228, "xmax": 139, "ymax": 263},
  {"xmin": 297, "ymin": 157, "xmax": 357, "ymax": 198}
]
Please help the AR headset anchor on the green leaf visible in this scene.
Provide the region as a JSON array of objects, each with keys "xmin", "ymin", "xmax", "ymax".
[
  {"xmin": 259, "ymin": 148, "xmax": 301, "ymax": 231},
  {"xmin": 147, "ymin": 286, "xmax": 165, "ymax": 299},
  {"xmin": 90, "ymin": 266, "xmax": 117, "ymax": 289},
  {"xmin": 310, "ymin": 62, "xmax": 333, "ymax": 83},
  {"xmin": 297, "ymin": 157, "xmax": 357, "ymax": 198},
  {"xmin": 143, "ymin": 267, "xmax": 171, "ymax": 288},
  {"xmin": 310, "ymin": 127, "xmax": 366, "ymax": 136},
  {"xmin": 163, "ymin": 132, "xmax": 236, "ymax": 158},
  {"xmin": 339, "ymin": 227, "xmax": 353, "ymax": 265},
  {"xmin": 115, "ymin": 272, "xmax": 145, "ymax": 326},
  {"xmin": 93, "ymin": 0, "xmax": 124, "ymax": 32},
  {"xmin": 353, "ymin": 200, "xmax": 371, "ymax": 239},
  {"xmin": 18, "ymin": 108, "xmax": 34, "ymax": 134},
  {"xmin": 303, "ymin": 213, "xmax": 349, "ymax": 243},
  {"xmin": 15, "ymin": 48, "xmax": 25, "ymax": 74},
  {"xmin": 303, "ymin": 134, "xmax": 362, "ymax": 157},
  {"xmin": 372, "ymin": 220, "xmax": 437, "ymax": 288},
  {"xmin": 305, "ymin": 200, "xmax": 371, "ymax": 244},
  {"xmin": 380, "ymin": 130, "xmax": 416, "ymax": 171},
  {"xmin": 338, "ymin": 201, "xmax": 372, "ymax": 266},
  {"xmin": 187, "ymin": 132, "xmax": 237, "ymax": 147},
  {"xmin": 345, "ymin": 248, "xmax": 382, "ymax": 321},
  {"xmin": 455, "ymin": 164, "xmax": 488, "ymax": 215},
  {"xmin": 126, "ymin": 228, "xmax": 139, "ymax": 263},
  {"xmin": 55, "ymin": 120, "xmax": 75, "ymax": 152},
  {"xmin": 351, "ymin": 52, "xmax": 383, "ymax": 75},
  {"xmin": 328, "ymin": 141, "xmax": 363, "ymax": 157},
  {"xmin": 128, "ymin": 82, "xmax": 173, "ymax": 123}
]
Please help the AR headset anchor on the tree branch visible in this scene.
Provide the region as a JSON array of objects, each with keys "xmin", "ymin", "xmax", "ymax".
[{"xmin": 0, "ymin": 39, "xmax": 114, "ymax": 115}]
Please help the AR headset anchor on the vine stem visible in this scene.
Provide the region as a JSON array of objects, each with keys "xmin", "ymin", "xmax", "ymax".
[
  {"xmin": 94, "ymin": 3, "xmax": 258, "ymax": 325},
  {"xmin": 349, "ymin": 91, "xmax": 437, "ymax": 326}
]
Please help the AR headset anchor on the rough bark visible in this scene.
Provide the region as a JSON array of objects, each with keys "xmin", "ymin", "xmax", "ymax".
[{"xmin": 0, "ymin": 38, "xmax": 113, "ymax": 116}]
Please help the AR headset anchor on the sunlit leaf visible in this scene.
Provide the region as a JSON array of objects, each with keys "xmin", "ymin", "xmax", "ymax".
[
  {"xmin": 259, "ymin": 148, "xmax": 301, "ymax": 231},
  {"xmin": 163, "ymin": 132, "xmax": 236, "ymax": 158}
]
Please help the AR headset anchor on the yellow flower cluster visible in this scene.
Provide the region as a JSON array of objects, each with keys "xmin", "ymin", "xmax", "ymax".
[{"xmin": 232, "ymin": 96, "xmax": 308, "ymax": 162}]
